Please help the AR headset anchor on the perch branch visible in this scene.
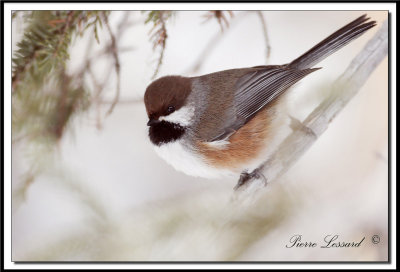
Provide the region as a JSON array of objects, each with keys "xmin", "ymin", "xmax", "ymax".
[{"xmin": 239, "ymin": 19, "xmax": 388, "ymax": 191}]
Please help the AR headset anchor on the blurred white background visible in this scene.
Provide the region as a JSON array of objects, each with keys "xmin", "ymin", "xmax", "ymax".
[{"xmin": 11, "ymin": 10, "xmax": 388, "ymax": 261}]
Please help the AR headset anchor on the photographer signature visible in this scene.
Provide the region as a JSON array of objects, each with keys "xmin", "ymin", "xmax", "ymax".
[{"xmin": 286, "ymin": 234, "xmax": 366, "ymax": 248}]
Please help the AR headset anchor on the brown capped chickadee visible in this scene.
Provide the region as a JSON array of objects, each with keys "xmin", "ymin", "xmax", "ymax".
[{"xmin": 144, "ymin": 15, "xmax": 376, "ymax": 187}]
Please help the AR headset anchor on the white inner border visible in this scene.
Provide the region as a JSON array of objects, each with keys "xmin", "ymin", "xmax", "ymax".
[{"xmin": 3, "ymin": 2, "xmax": 396, "ymax": 270}]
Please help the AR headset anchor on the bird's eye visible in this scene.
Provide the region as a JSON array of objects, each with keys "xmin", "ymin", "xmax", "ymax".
[{"xmin": 167, "ymin": 106, "xmax": 175, "ymax": 114}]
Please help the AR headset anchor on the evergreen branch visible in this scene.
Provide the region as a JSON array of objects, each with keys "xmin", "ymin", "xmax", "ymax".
[
  {"xmin": 51, "ymin": 11, "xmax": 74, "ymax": 59},
  {"xmin": 12, "ymin": 11, "xmax": 104, "ymax": 144}
]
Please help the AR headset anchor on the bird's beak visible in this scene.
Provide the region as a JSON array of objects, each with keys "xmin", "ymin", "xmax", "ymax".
[{"xmin": 147, "ymin": 119, "xmax": 160, "ymax": 126}]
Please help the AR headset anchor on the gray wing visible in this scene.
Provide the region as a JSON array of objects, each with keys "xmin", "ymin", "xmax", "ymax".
[{"xmin": 209, "ymin": 66, "xmax": 320, "ymax": 141}]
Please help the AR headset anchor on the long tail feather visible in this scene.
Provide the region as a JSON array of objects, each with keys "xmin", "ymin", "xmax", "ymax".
[{"xmin": 289, "ymin": 14, "xmax": 376, "ymax": 69}]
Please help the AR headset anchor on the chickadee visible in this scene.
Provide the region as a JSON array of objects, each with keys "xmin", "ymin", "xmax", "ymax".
[{"xmin": 144, "ymin": 14, "xmax": 376, "ymax": 187}]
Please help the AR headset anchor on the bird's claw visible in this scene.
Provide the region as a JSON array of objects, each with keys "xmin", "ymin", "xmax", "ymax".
[{"xmin": 234, "ymin": 169, "xmax": 267, "ymax": 190}]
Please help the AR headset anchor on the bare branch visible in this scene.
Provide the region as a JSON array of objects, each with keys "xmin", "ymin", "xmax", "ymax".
[{"xmin": 237, "ymin": 19, "xmax": 388, "ymax": 191}]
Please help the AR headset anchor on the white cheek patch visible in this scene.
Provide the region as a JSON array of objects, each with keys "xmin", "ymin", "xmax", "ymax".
[{"xmin": 159, "ymin": 105, "xmax": 195, "ymax": 126}]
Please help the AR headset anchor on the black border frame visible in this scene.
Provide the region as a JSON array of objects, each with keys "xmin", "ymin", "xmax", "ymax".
[{"xmin": 2, "ymin": 1, "xmax": 394, "ymax": 267}]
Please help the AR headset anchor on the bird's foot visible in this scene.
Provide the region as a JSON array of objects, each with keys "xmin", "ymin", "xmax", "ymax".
[{"xmin": 234, "ymin": 169, "xmax": 267, "ymax": 191}]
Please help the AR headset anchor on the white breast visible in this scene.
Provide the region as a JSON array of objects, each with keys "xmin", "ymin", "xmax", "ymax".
[{"xmin": 153, "ymin": 140, "xmax": 235, "ymax": 179}]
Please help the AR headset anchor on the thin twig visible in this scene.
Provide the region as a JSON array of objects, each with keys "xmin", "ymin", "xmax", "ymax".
[
  {"xmin": 239, "ymin": 19, "xmax": 388, "ymax": 191},
  {"xmin": 203, "ymin": 11, "xmax": 234, "ymax": 32},
  {"xmin": 76, "ymin": 33, "xmax": 96, "ymax": 86},
  {"xmin": 256, "ymin": 11, "xmax": 271, "ymax": 63},
  {"xmin": 87, "ymin": 60, "xmax": 114, "ymax": 129},
  {"xmin": 73, "ymin": 32, "xmax": 105, "ymax": 129},
  {"xmin": 72, "ymin": 13, "xmax": 135, "ymax": 127},
  {"xmin": 115, "ymin": 11, "xmax": 132, "ymax": 39},
  {"xmin": 152, "ymin": 41, "xmax": 166, "ymax": 80},
  {"xmin": 104, "ymin": 14, "xmax": 121, "ymax": 117},
  {"xmin": 184, "ymin": 11, "xmax": 252, "ymax": 75}
]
